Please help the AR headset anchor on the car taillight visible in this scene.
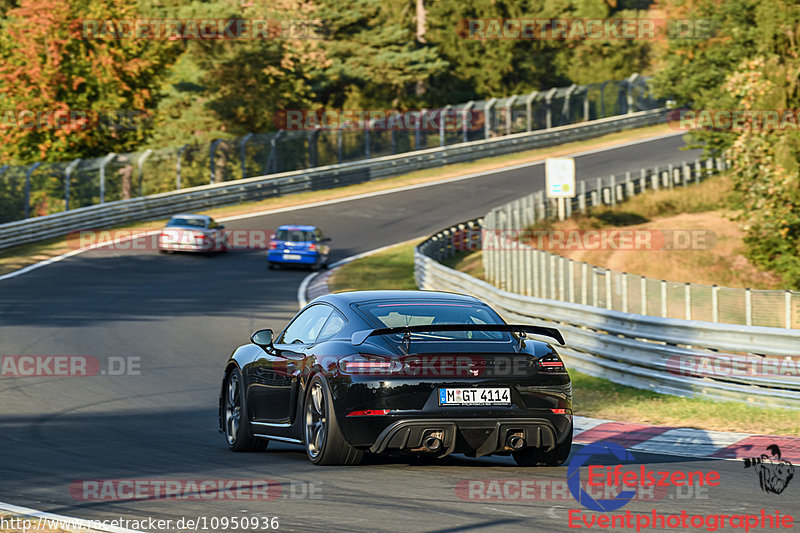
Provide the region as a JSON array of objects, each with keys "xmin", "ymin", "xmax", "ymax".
[
  {"xmin": 551, "ymin": 408, "xmax": 572, "ymax": 415},
  {"xmin": 536, "ymin": 355, "xmax": 566, "ymax": 372},
  {"xmin": 346, "ymin": 409, "xmax": 392, "ymax": 417},
  {"xmin": 308, "ymin": 242, "xmax": 317, "ymax": 251},
  {"xmin": 338, "ymin": 355, "xmax": 402, "ymax": 375},
  {"xmin": 269, "ymin": 241, "xmax": 278, "ymax": 249}
]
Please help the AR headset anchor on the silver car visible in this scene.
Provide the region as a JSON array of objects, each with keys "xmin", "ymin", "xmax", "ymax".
[{"xmin": 157, "ymin": 214, "xmax": 227, "ymax": 254}]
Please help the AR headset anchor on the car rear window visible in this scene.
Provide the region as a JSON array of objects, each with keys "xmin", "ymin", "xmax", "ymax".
[
  {"xmin": 167, "ymin": 217, "xmax": 206, "ymax": 228},
  {"xmin": 276, "ymin": 229, "xmax": 315, "ymax": 242},
  {"xmin": 356, "ymin": 302, "xmax": 509, "ymax": 341}
]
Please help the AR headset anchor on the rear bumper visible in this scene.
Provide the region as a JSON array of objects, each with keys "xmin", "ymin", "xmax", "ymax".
[
  {"xmin": 267, "ymin": 251, "xmax": 321, "ymax": 265},
  {"xmin": 368, "ymin": 417, "xmax": 569, "ymax": 457}
]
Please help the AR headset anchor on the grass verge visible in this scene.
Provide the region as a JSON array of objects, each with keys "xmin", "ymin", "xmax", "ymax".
[
  {"xmin": 0, "ymin": 122, "xmax": 675, "ymax": 277},
  {"xmin": 328, "ymin": 240, "xmax": 800, "ymax": 435}
]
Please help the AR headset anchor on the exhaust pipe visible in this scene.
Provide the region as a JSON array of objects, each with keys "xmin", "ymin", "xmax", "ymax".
[
  {"xmin": 507, "ymin": 435, "xmax": 525, "ymax": 450},
  {"xmin": 424, "ymin": 436, "xmax": 442, "ymax": 451}
]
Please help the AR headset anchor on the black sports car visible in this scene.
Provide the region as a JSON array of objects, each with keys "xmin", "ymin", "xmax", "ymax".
[{"xmin": 218, "ymin": 290, "xmax": 573, "ymax": 466}]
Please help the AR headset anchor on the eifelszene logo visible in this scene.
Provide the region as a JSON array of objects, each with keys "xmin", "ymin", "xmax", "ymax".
[
  {"xmin": 744, "ymin": 444, "xmax": 795, "ymax": 495},
  {"xmin": 567, "ymin": 441, "xmax": 721, "ymax": 512}
]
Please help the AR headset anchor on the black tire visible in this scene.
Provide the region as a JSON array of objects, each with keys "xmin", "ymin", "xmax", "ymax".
[
  {"xmin": 268, "ymin": 263, "xmax": 279, "ymax": 270},
  {"xmin": 512, "ymin": 426, "xmax": 572, "ymax": 466},
  {"xmin": 223, "ymin": 367, "xmax": 268, "ymax": 452},
  {"xmin": 303, "ymin": 375, "xmax": 363, "ymax": 466}
]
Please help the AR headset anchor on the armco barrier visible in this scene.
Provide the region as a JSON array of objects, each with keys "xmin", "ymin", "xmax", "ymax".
[
  {"xmin": 0, "ymin": 109, "xmax": 667, "ymax": 251},
  {"xmin": 416, "ymin": 222, "xmax": 800, "ymax": 409}
]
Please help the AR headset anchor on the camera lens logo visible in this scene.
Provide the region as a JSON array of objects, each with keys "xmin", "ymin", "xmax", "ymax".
[
  {"xmin": 567, "ymin": 441, "xmax": 637, "ymax": 512},
  {"xmin": 744, "ymin": 444, "xmax": 795, "ymax": 495}
]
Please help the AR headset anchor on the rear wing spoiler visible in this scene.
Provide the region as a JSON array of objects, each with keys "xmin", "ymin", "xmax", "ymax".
[{"xmin": 351, "ymin": 324, "xmax": 565, "ymax": 346}]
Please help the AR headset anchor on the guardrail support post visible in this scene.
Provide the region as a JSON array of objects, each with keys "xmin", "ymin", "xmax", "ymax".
[
  {"xmin": 660, "ymin": 280, "xmax": 668, "ymax": 318},
  {"xmin": 592, "ymin": 267, "xmax": 599, "ymax": 307},
  {"xmin": 240, "ymin": 133, "xmax": 254, "ymax": 179},
  {"xmin": 176, "ymin": 144, "xmax": 188, "ymax": 189},
  {"xmin": 681, "ymin": 161, "xmax": 689, "ymax": 187},
  {"xmin": 668, "ymin": 163, "xmax": 674, "ymax": 190},
  {"xmin": 581, "ymin": 263, "xmax": 588, "ymax": 305},
  {"xmin": 484, "ymin": 98, "xmax": 497, "ymax": 139},
  {"xmin": 652, "ymin": 166, "xmax": 659, "ymax": 191},
  {"xmin": 568, "ymin": 260, "xmax": 575, "ymax": 303},
  {"xmin": 605, "ymin": 270, "xmax": 612, "ymax": 310},
  {"xmin": 610, "ymin": 174, "xmax": 617, "ymax": 207},
  {"xmin": 24, "ymin": 162, "xmax": 42, "ymax": 218},
  {"xmin": 138, "ymin": 149, "xmax": 153, "ymax": 197},
  {"xmin": 524, "ymin": 92, "xmax": 538, "ymax": 132},
  {"xmin": 639, "ymin": 168, "xmax": 646, "ymax": 193},
  {"xmin": 210, "ymin": 139, "xmax": 222, "ymax": 184},
  {"xmin": 64, "ymin": 159, "xmax": 81, "ymax": 211},
  {"xmin": 625, "ymin": 171, "xmax": 633, "ymax": 198},
  {"xmin": 99, "ymin": 153, "xmax": 116, "ymax": 204},
  {"xmin": 579, "ymin": 180, "xmax": 586, "ymax": 214}
]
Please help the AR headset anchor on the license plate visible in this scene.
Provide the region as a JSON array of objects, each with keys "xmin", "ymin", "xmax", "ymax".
[
  {"xmin": 282, "ymin": 254, "xmax": 302, "ymax": 260},
  {"xmin": 439, "ymin": 387, "xmax": 510, "ymax": 406}
]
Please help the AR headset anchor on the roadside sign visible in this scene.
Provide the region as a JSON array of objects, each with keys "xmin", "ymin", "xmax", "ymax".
[{"xmin": 546, "ymin": 158, "xmax": 576, "ymax": 198}]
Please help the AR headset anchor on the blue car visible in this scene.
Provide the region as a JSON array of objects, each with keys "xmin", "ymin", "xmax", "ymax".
[{"xmin": 268, "ymin": 225, "xmax": 331, "ymax": 270}]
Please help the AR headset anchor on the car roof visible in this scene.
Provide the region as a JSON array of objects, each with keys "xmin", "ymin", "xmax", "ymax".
[
  {"xmin": 169, "ymin": 214, "xmax": 211, "ymax": 221},
  {"xmin": 315, "ymin": 290, "xmax": 483, "ymax": 307},
  {"xmin": 277, "ymin": 224, "xmax": 318, "ymax": 231}
]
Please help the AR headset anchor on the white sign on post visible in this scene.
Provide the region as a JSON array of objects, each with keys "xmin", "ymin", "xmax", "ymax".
[
  {"xmin": 545, "ymin": 157, "xmax": 576, "ymax": 198},
  {"xmin": 545, "ymin": 158, "xmax": 576, "ymax": 221}
]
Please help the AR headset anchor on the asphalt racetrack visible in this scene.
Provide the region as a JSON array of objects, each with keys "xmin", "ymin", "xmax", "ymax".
[{"xmin": 3, "ymin": 133, "xmax": 796, "ymax": 532}]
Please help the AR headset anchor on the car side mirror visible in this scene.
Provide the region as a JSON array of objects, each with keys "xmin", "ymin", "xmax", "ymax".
[
  {"xmin": 218, "ymin": 224, "xmax": 225, "ymax": 230},
  {"xmin": 321, "ymin": 237, "xmax": 331, "ymax": 243},
  {"xmin": 250, "ymin": 329, "xmax": 273, "ymax": 349}
]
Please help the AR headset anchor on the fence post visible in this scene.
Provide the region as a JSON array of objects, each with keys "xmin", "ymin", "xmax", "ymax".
[
  {"xmin": 640, "ymin": 276, "xmax": 647, "ymax": 314},
  {"xmin": 266, "ymin": 130, "xmax": 283, "ymax": 174},
  {"xmin": 99, "ymin": 153, "xmax": 116, "ymax": 204},
  {"xmin": 626, "ymin": 73, "xmax": 639, "ymax": 114},
  {"xmin": 239, "ymin": 133, "xmax": 254, "ymax": 179},
  {"xmin": 596, "ymin": 177, "xmax": 603, "ymax": 205},
  {"xmin": 583, "ymin": 84, "xmax": 591, "ymax": 121},
  {"xmin": 440, "ymin": 105, "xmax": 450, "ymax": 146},
  {"xmin": 540, "ymin": 251, "xmax": 547, "ymax": 298},
  {"xmin": 548, "ymin": 253, "xmax": 556, "ymax": 299},
  {"xmin": 625, "ymin": 171, "xmax": 633, "ymax": 198},
  {"xmin": 667, "ymin": 163, "xmax": 674, "ymax": 190},
  {"xmin": 545, "ymin": 88, "xmax": 557, "ymax": 129},
  {"xmin": 786, "ymin": 291, "xmax": 792, "ymax": 329},
  {"xmin": 523, "ymin": 245, "xmax": 532, "ymax": 296},
  {"xmin": 694, "ymin": 159, "xmax": 702, "ymax": 184},
  {"xmin": 684, "ymin": 283, "xmax": 691, "ymax": 320},
  {"xmin": 660, "ymin": 280, "xmax": 667, "ymax": 318},
  {"xmin": 137, "ymin": 149, "xmax": 153, "ymax": 197},
  {"xmin": 558, "ymin": 256, "xmax": 566, "ymax": 300},
  {"xmin": 563, "ymin": 84, "xmax": 577, "ymax": 123},
  {"xmin": 505, "ymin": 97, "xmax": 516, "ymax": 135},
  {"xmin": 605, "ymin": 270, "xmax": 612, "ymax": 310},
  {"xmin": 578, "ymin": 180, "xmax": 586, "ymax": 214},
  {"xmin": 639, "ymin": 168, "xmax": 646, "ymax": 193},
  {"xmin": 209, "ymin": 139, "xmax": 222, "ymax": 184},
  {"xmin": 525, "ymin": 91, "xmax": 538, "ymax": 131},
  {"xmin": 712, "ymin": 285, "xmax": 719, "ymax": 323},
  {"xmin": 610, "ymin": 174, "xmax": 616, "ymax": 207},
  {"xmin": 485, "ymin": 98, "xmax": 497, "ymax": 139},
  {"xmin": 64, "ymin": 159, "xmax": 81, "ymax": 211},
  {"xmin": 532, "ymin": 249, "xmax": 539, "ymax": 298},
  {"xmin": 24, "ymin": 162, "xmax": 42, "ymax": 218},
  {"xmin": 681, "ymin": 161, "xmax": 689, "ymax": 187},
  {"xmin": 568, "ymin": 260, "xmax": 575, "ymax": 302},
  {"xmin": 578, "ymin": 262, "xmax": 586, "ymax": 305},
  {"xmin": 364, "ymin": 126, "xmax": 371, "ymax": 160},
  {"xmin": 622, "ymin": 272, "xmax": 628, "ymax": 313},
  {"xmin": 652, "ymin": 166, "xmax": 659, "ymax": 191},
  {"xmin": 462, "ymin": 101, "xmax": 474, "ymax": 143},
  {"xmin": 745, "ymin": 288, "xmax": 752, "ymax": 326}
]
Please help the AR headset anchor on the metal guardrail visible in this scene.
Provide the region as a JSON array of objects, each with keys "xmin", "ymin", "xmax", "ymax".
[
  {"xmin": 478, "ymin": 156, "xmax": 800, "ymax": 329},
  {"xmin": 0, "ymin": 108, "xmax": 668, "ymax": 251},
  {"xmin": 416, "ymin": 226, "xmax": 800, "ymax": 409}
]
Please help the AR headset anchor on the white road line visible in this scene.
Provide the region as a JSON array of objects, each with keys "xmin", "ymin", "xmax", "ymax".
[
  {"xmin": 0, "ymin": 502, "xmax": 144, "ymax": 533},
  {"xmin": 1, "ymin": 131, "xmax": 684, "ymax": 284}
]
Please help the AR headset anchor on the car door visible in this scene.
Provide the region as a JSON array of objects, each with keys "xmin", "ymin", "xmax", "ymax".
[{"xmin": 246, "ymin": 304, "xmax": 333, "ymax": 423}]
